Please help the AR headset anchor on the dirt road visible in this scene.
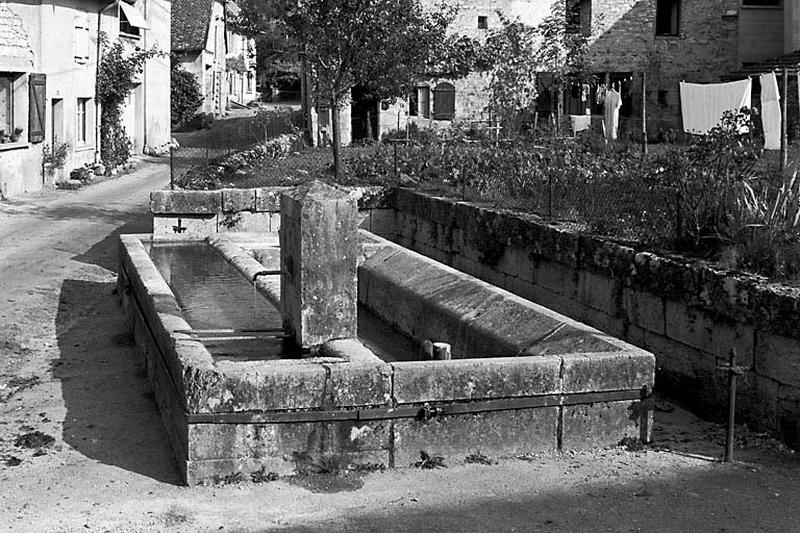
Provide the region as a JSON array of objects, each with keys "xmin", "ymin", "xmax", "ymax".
[{"xmin": 1, "ymin": 158, "xmax": 800, "ymax": 532}]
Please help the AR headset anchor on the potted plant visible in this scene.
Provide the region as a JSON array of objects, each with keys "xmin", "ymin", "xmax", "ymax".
[
  {"xmin": 0, "ymin": 130, "xmax": 6, "ymax": 143},
  {"xmin": 10, "ymin": 127, "xmax": 23, "ymax": 142}
]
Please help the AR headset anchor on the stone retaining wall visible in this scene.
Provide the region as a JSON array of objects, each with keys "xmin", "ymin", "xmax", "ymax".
[
  {"xmin": 150, "ymin": 187, "xmax": 395, "ymax": 235},
  {"xmin": 385, "ymin": 189, "xmax": 800, "ymax": 448}
]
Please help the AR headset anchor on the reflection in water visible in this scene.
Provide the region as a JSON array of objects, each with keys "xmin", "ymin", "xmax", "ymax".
[
  {"xmin": 149, "ymin": 243, "xmax": 284, "ymax": 361},
  {"xmin": 148, "ymin": 243, "xmax": 420, "ymax": 363}
]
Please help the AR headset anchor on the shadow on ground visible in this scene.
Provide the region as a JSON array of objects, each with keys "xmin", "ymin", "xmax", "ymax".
[
  {"xmin": 54, "ymin": 278, "xmax": 181, "ymax": 484},
  {"xmin": 273, "ymin": 461, "xmax": 800, "ymax": 533},
  {"xmin": 72, "ymin": 218, "xmax": 153, "ymax": 272}
]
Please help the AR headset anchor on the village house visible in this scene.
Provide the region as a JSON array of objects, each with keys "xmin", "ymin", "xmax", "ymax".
[
  {"xmin": 172, "ymin": 0, "xmax": 256, "ymax": 120},
  {"xmin": 0, "ymin": 0, "xmax": 170, "ymax": 199},
  {"xmin": 224, "ymin": 1, "xmax": 257, "ymax": 108},
  {"xmin": 323, "ymin": 0, "xmax": 799, "ymax": 145}
]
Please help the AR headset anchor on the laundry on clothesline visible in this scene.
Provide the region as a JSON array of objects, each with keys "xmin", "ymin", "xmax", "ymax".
[
  {"xmin": 760, "ymin": 72, "xmax": 781, "ymax": 151},
  {"xmin": 679, "ymin": 79, "xmax": 751, "ymax": 135},
  {"xmin": 603, "ymin": 87, "xmax": 621, "ymax": 141},
  {"xmin": 570, "ymin": 114, "xmax": 591, "ymax": 136}
]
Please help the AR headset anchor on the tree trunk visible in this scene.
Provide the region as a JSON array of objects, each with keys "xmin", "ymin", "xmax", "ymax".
[
  {"xmin": 300, "ymin": 60, "xmax": 314, "ymax": 146},
  {"xmin": 331, "ymin": 104, "xmax": 342, "ymax": 180}
]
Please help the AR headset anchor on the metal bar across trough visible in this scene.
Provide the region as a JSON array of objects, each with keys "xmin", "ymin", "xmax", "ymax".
[{"xmin": 186, "ymin": 388, "xmax": 650, "ymax": 425}]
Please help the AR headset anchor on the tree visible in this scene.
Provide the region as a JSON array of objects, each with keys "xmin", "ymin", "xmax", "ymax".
[
  {"xmin": 171, "ymin": 61, "xmax": 204, "ymax": 126},
  {"xmin": 529, "ymin": 0, "xmax": 591, "ymax": 135},
  {"xmin": 237, "ymin": 0, "xmax": 480, "ymax": 179},
  {"xmin": 484, "ymin": 16, "xmax": 539, "ymax": 134},
  {"xmin": 484, "ymin": 1, "xmax": 590, "ymax": 136},
  {"xmin": 288, "ymin": 0, "xmax": 465, "ymax": 178}
]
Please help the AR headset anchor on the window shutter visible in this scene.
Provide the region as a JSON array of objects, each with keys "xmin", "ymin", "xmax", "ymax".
[
  {"xmin": 433, "ymin": 83, "xmax": 456, "ymax": 120},
  {"xmin": 74, "ymin": 15, "xmax": 90, "ymax": 63},
  {"xmin": 28, "ymin": 74, "xmax": 46, "ymax": 144}
]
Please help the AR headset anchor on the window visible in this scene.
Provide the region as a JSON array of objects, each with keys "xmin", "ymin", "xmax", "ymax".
[
  {"xmin": 119, "ymin": 1, "xmax": 148, "ymax": 38},
  {"xmin": 76, "ymin": 98, "xmax": 90, "ymax": 145},
  {"xmin": 120, "ymin": 11, "xmax": 140, "ymax": 36},
  {"xmin": 477, "ymin": 16, "xmax": 488, "ymax": 29},
  {"xmin": 655, "ymin": 0, "xmax": 680, "ymax": 36},
  {"xmin": 74, "ymin": 14, "xmax": 90, "ymax": 64},
  {"xmin": 742, "ymin": 0, "xmax": 781, "ymax": 5},
  {"xmin": 0, "ymin": 75, "xmax": 12, "ymax": 137},
  {"xmin": 566, "ymin": 0, "xmax": 591, "ymax": 35},
  {"xmin": 566, "ymin": 0, "xmax": 581, "ymax": 33},
  {"xmin": 658, "ymin": 89, "xmax": 669, "ymax": 106},
  {"xmin": 408, "ymin": 90, "xmax": 418, "ymax": 116},
  {"xmin": 0, "ymin": 72, "xmax": 30, "ymax": 144}
]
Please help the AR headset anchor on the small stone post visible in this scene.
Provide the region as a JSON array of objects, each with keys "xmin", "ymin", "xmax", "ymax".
[{"xmin": 280, "ymin": 180, "xmax": 359, "ymax": 352}]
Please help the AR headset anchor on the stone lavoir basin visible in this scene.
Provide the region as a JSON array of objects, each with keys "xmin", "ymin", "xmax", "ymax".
[{"xmin": 118, "ymin": 181, "xmax": 654, "ymax": 485}]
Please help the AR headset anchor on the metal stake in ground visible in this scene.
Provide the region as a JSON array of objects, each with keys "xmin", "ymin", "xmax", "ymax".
[{"xmin": 718, "ymin": 348, "xmax": 747, "ymax": 462}]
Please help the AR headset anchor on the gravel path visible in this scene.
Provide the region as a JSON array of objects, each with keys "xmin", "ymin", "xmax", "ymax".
[{"xmin": 0, "ymin": 157, "xmax": 799, "ymax": 532}]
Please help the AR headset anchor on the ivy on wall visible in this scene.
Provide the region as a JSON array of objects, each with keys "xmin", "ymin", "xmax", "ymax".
[{"xmin": 96, "ymin": 35, "xmax": 163, "ymax": 169}]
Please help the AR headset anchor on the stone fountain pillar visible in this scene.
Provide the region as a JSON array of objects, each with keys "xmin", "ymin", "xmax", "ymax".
[{"xmin": 279, "ymin": 180, "xmax": 359, "ymax": 352}]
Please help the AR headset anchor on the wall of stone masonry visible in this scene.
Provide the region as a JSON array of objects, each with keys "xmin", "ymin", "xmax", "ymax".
[
  {"xmin": 404, "ymin": 0, "xmax": 744, "ymax": 138},
  {"xmin": 149, "ymin": 186, "xmax": 395, "ymax": 236},
  {"xmin": 586, "ymin": 0, "xmax": 740, "ymax": 137},
  {"xmin": 381, "ymin": 188, "xmax": 800, "ymax": 449}
]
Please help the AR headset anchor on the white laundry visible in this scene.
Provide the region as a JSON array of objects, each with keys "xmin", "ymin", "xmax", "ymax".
[
  {"xmin": 570, "ymin": 114, "xmax": 591, "ymax": 136},
  {"xmin": 760, "ymin": 72, "xmax": 781, "ymax": 150},
  {"xmin": 680, "ymin": 79, "xmax": 752, "ymax": 134},
  {"xmin": 603, "ymin": 88, "xmax": 621, "ymax": 141}
]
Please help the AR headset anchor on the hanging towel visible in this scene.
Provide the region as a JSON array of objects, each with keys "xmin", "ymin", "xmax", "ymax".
[
  {"xmin": 603, "ymin": 88, "xmax": 621, "ymax": 141},
  {"xmin": 680, "ymin": 79, "xmax": 752, "ymax": 134},
  {"xmin": 760, "ymin": 72, "xmax": 781, "ymax": 150},
  {"xmin": 571, "ymin": 114, "xmax": 591, "ymax": 136}
]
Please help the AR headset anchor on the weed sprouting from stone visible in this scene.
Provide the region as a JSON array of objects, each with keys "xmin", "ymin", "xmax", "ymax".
[
  {"xmin": 211, "ymin": 471, "xmax": 244, "ymax": 485},
  {"xmin": 414, "ymin": 450, "xmax": 446, "ymax": 469},
  {"xmin": 251, "ymin": 467, "xmax": 280, "ymax": 484},
  {"xmin": 618, "ymin": 437, "xmax": 646, "ymax": 452},
  {"xmin": 351, "ymin": 462, "xmax": 387, "ymax": 473},
  {"xmin": 464, "ymin": 451, "xmax": 497, "ymax": 465}
]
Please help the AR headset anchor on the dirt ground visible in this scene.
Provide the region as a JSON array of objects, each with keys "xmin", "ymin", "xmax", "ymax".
[{"xmin": 1, "ymin": 156, "xmax": 800, "ymax": 533}]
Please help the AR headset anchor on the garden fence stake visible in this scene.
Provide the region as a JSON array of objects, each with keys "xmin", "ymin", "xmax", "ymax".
[{"xmin": 717, "ymin": 348, "xmax": 747, "ymax": 462}]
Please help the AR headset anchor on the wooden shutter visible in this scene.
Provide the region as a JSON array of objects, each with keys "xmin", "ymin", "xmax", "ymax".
[
  {"xmin": 433, "ymin": 82, "xmax": 455, "ymax": 120},
  {"xmin": 74, "ymin": 14, "xmax": 90, "ymax": 63},
  {"xmin": 28, "ymin": 74, "xmax": 46, "ymax": 144}
]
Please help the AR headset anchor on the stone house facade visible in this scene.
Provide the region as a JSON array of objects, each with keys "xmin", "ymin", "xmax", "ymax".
[
  {"xmin": 0, "ymin": 0, "xmax": 171, "ymax": 199},
  {"xmin": 224, "ymin": 1, "xmax": 257, "ymax": 107},
  {"xmin": 172, "ymin": 0, "xmax": 256, "ymax": 118},
  {"xmin": 349, "ymin": 0, "xmax": 796, "ymax": 143}
]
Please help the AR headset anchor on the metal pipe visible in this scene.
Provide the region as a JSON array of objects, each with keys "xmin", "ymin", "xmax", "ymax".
[
  {"xmin": 186, "ymin": 389, "xmax": 650, "ymax": 425},
  {"xmin": 253, "ymin": 269, "xmax": 281, "ymax": 281},
  {"xmin": 198, "ymin": 335, "xmax": 290, "ymax": 342}
]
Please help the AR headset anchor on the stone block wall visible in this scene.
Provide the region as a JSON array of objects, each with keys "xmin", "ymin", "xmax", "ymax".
[
  {"xmin": 587, "ymin": 0, "xmax": 739, "ymax": 136},
  {"xmin": 150, "ymin": 186, "xmax": 394, "ymax": 235},
  {"xmin": 412, "ymin": 0, "xmax": 741, "ymax": 137},
  {"xmin": 381, "ymin": 188, "xmax": 800, "ymax": 448}
]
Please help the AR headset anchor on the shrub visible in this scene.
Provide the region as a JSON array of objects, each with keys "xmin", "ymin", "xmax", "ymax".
[
  {"xmin": 97, "ymin": 37, "xmax": 163, "ymax": 168},
  {"xmin": 43, "ymin": 142, "xmax": 70, "ymax": 175},
  {"xmin": 381, "ymin": 123, "xmax": 439, "ymax": 145},
  {"xmin": 171, "ymin": 63, "xmax": 204, "ymax": 127}
]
